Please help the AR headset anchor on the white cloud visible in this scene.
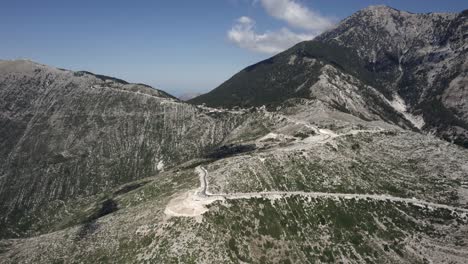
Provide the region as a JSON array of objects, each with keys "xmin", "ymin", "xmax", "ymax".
[
  {"xmin": 228, "ymin": 16, "xmax": 315, "ymax": 54},
  {"xmin": 227, "ymin": 0, "xmax": 334, "ymax": 54},
  {"xmin": 259, "ymin": 0, "xmax": 334, "ymax": 32}
]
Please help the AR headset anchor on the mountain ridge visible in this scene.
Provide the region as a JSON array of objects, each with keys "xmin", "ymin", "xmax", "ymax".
[{"xmin": 0, "ymin": 59, "xmax": 176, "ymax": 99}]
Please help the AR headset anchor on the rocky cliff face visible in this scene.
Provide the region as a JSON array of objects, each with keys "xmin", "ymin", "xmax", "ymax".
[
  {"xmin": 316, "ymin": 6, "xmax": 468, "ymax": 147},
  {"xmin": 0, "ymin": 60, "xmax": 245, "ymax": 238},
  {"xmin": 190, "ymin": 6, "xmax": 468, "ymax": 147}
]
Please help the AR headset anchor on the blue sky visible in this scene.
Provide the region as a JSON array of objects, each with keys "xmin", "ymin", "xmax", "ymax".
[{"xmin": 1, "ymin": 0, "xmax": 466, "ymax": 96}]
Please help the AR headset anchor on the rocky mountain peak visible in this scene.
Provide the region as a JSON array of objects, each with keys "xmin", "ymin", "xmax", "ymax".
[
  {"xmin": 360, "ymin": 5, "xmax": 402, "ymax": 14},
  {"xmin": 318, "ymin": 5, "xmax": 457, "ymax": 54}
]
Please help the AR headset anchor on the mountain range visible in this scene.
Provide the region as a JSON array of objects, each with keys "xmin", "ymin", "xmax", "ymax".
[{"xmin": 0, "ymin": 5, "xmax": 467, "ymax": 264}]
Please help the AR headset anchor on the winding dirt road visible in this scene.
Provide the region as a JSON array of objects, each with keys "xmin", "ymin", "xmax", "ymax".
[
  {"xmin": 165, "ymin": 120, "xmax": 467, "ymax": 217},
  {"xmin": 164, "ymin": 166, "xmax": 468, "ymax": 217}
]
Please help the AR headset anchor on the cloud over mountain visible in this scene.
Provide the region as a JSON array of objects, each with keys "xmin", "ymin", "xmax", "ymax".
[
  {"xmin": 259, "ymin": 0, "xmax": 334, "ymax": 31},
  {"xmin": 227, "ymin": 16, "xmax": 315, "ymax": 54},
  {"xmin": 228, "ymin": 0, "xmax": 334, "ymax": 54}
]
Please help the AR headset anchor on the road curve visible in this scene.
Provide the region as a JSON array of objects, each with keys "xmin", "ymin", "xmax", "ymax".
[{"xmin": 196, "ymin": 166, "xmax": 468, "ymax": 214}]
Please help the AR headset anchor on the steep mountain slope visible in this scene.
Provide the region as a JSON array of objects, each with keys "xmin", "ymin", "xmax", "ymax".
[
  {"xmin": 0, "ymin": 60, "xmax": 246, "ymax": 238},
  {"xmin": 190, "ymin": 6, "xmax": 468, "ymax": 147},
  {"xmin": 316, "ymin": 6, "xmax": 468, "ymax": 146}
]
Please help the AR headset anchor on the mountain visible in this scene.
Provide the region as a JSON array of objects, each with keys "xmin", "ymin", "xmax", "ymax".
[
  {"xmin": 1, "ymin": 6, "xmax": 468, "ymax": 264},
  {"xmin": 190, "ymin": 6, "xmax": 468, "ymax": 147},
  {"xmin": 0, "ymin": 59, "xmax": 245, "ymax": 238}
]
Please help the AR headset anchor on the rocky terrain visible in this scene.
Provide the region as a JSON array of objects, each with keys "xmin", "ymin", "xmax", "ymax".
[
  {"xmin": 1, "ymin": 100, "xmax": 467, "ymax": 263},
  {"xmin": 0, "ymin": 60, "xmax": 245, "ymax": 238},
  {"xmin": 0, "ymin": 5, "xmax": 468, "ymax": 264}
]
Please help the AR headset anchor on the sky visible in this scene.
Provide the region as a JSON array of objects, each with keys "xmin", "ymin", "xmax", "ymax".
[{"xmin": 0, "ymin": 0, "xmax": 466, "ymax": 97}]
